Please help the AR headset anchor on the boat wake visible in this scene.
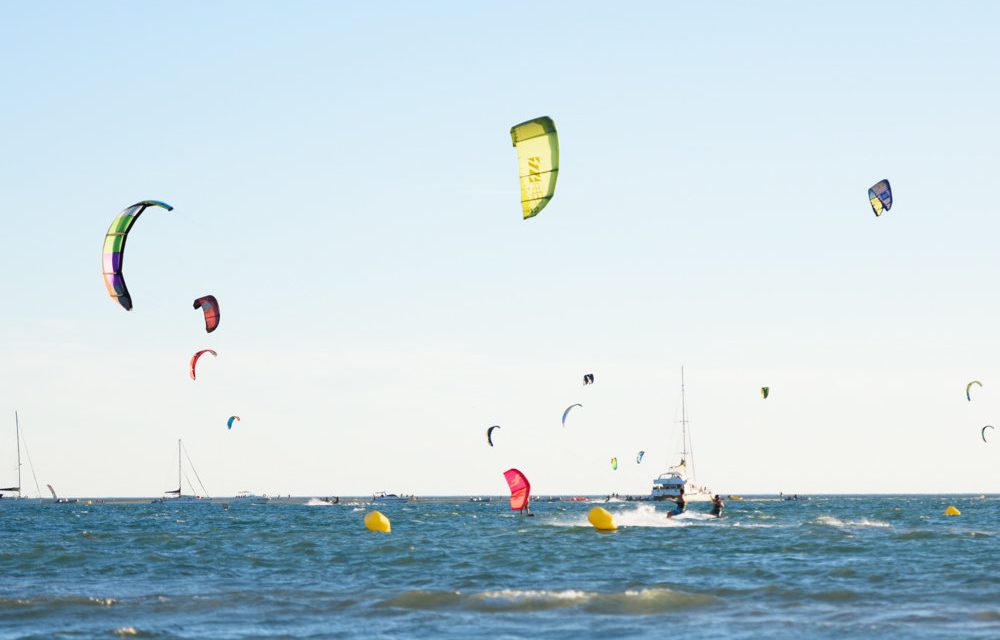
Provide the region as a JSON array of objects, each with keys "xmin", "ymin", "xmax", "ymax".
[
  {"xmin": 377, "ymin": 586, "xmax": 715, "ymax": 614},
  {"xmin": 544, "ymin": 504, "xmax": 721, "ymax": 528}
]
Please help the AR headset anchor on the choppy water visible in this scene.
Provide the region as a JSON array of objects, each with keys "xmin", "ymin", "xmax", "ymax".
[{"xmin": 1, "ymin": 495, "xmax": 998, "ymax": 638}]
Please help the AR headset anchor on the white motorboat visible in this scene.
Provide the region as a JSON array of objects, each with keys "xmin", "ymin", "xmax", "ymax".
[{"xmin": 373, "ymin": 491, "xmax": 411, "ymax": 503}]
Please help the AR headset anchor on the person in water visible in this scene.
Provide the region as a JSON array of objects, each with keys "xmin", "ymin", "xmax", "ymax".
[
  {"xmin": 710, "ymin": 494, "xmax": 724, "ymax": 518},
  {"xmin": 667, "ymin": 488, "xmax": 686, "ymax": 518}
]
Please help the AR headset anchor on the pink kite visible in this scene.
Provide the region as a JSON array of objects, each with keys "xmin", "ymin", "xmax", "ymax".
[{"xmin": 503, "ymin": 468, "xmax": 531, "ymax": 512}]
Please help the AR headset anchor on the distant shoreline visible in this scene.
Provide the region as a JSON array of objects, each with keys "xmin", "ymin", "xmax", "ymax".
[{"xmin": 0, "ymin": 493, "xmax": 995, "ymax": 504}]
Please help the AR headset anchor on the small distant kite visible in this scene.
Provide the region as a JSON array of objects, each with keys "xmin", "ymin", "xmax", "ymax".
[
  {"xmin": 583, "ymin": 373, "xmax": 594, "ymax": 385},
  {"xmin": 982, "ymin": 425, "xmax": 994, "ymax": 443},
  {"xmin": 193, "ymin": 295, "xmax": 220, "ymax": 333},
  {"xmin": 868, "ymin": 179, "xmax": 892, "ymax": 216},
  {"xmin": 610, "ymin": 457, "xmax": 618, "ymax": 471},
  {"xmin": 511, "ymin": 116, "xmax": 559, "ymax": 220},
  {"xmin": 967, "ymin": 380, "xmax": 982, "ymax": 402},
  {"xmin": 190, "ymin": 349, "xmax": 217, "ymax": 381},
  {"xmin": 761, "ymin": 387, "xmax": 770, "ymax": 399},
  {"xmin": 636, "ymin": 450, "xmax": 645, "ymax": 464},
  {"xmin": 487, "ymin": 425, "xmax": 500, "ymax": 447},
  {"xmin": 227, "ymin": 416, "xmax": 240, "ymax": 430},
  {"xmin": 561, "ymin": 403, "xmax": 582, "ymax": 427}
]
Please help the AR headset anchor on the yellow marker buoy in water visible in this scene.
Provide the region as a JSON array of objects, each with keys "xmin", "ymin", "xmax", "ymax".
[
  {"xmin": 944, "ymin": 505, "xmax": 960, "ymax": 516},
  {"xmin": 588, "ymin": 507, "xmax": 617, "ymax": 531},
  {"xmin": 364, "ymin": 510, "xmax": 391, "ymax": 532}
]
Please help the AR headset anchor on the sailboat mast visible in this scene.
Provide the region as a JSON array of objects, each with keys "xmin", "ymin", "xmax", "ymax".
[
  {"xmin": 15, "ymin": 411, "xmax": 21, "ymax": 499},
  {"xmin": 679, "ymin": 366, "xmax": 697, "ymax": 482},
  {"xmin": 177, "ymin": 439, "xmax": 182, "ymax": 496},
  {"xmin": 681, "ymin": 367, "xmax": 688, "ymax": 465},
  {"xmin": 680, "ymin": 367, "xmax": 688, "ymax": 460}
]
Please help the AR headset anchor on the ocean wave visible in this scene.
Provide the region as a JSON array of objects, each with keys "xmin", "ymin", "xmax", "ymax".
[
  {"xmin": 0, "ymin": 595, "xmax": 117, "ymax": 609},
  {"xmin": 814, "ymin": 516, "xmax": 890, "ymax": 529},
  {"xmin": 378, "ymin": 587, "xmax": 715, "ymax": 614},
  {"xmin": 304, "ymin": 498, "xmax": 333, "ymax": 506},
  {"xmin": 112, "ymin": 627, "xmax": 155, "ymax": 637}
]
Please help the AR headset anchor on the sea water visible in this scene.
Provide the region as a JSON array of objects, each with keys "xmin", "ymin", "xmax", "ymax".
[{"xmin": 1, "ymin": 495, "xmax": 998, "ymax": 638}]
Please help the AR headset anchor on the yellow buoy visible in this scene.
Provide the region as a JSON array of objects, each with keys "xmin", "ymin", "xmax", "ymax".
[
  {"xmin": 944, "ymin": 505, "xmax": 960, "ymax": 516},
  {"xmin": 364, "ymin": 510, "xmax": 391, "ymax": 532},
  {"xmin": 588, "ymin": 507, "xmax": 617, "ymax": 531}
]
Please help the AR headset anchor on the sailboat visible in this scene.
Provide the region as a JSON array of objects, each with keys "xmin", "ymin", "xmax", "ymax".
[
  {"xmin": 650, "ymin": 367, "xmax": 713, "ymax": 502},
  {"xmin": 0, "ymin": 411, "xmax": 22, "ymax": 500},
  {"xmin": 158, "ymin": 439, "xmax": 208, "ymax": 502}
]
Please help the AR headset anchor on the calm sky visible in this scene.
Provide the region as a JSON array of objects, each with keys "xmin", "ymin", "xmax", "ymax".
[{"xmin": 1, "ymin": 2, "xmax": 998, "ymax": 497}]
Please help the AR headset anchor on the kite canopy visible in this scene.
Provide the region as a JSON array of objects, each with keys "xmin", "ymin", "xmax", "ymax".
[
  {"xmin": 227, "ymin": 415, "xmax": 240, "ymax": 430},
  {"xmin": 868, "ymin": 179, "xmax": 892, "ymax": 216},
  {"xmin": 189, "ymin": 349, "xmax": 217, "ymax": 380},
  {"xmin": 561, "ymin": 403, "xmax": 582, "ymax": 427},
  {"xmin": 611, "ymin": 457, "xmax": 618, "ymax": 470},
  {"xmin": 583, "ymin": 373, "xmax": 594, "ymax": 385},
  {"xmin": 511, "ymin": 116, "xmax": 559, "ymax": 220},
  {"xmin": 983, "ymin": 425, "xmax": 994, "ymax": 443},
  {"xmin": 761, "ymin": 387, "xmax": 770, "ymax": 399},
  {"xmin": 487, "ymin": 425, "xmax": 500, "ymax": 447},
  {"xmin": 503, "ymin": 468, "xmax": 531, "ymax": 511},
  {"xmin": 966, "ymin": 380, "xmax": 982, "ymax": 402},
  {"xmin": 636, "ymin": 450, "xmax": 645, "ymax": 464},
  {"xmin": 101, "ymin": 200, "xmax": 173, "ymax": 310},
  {"xmin": 193, "ymin": 295, "xmax": 220, "ymax": 333}
]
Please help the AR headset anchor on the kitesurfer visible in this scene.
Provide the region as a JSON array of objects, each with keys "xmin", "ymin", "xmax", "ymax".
[
  {"xmin": 710, "ymin": 495, "xmax": 724, "ymax": 518},
  {"xmin": 667, "ymin": 488, "xmax": 686, "ymax": 518}
]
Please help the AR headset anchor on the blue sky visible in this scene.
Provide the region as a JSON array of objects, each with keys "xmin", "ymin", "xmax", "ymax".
[{"xmin": 1, "ymin": 2, "xmax": 999, "ymax": 496}]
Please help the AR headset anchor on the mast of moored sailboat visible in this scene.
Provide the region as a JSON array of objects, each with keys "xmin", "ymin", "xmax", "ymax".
[{"xmin": 15, "ymin": 411, "xmax": 21, "ymax": 499}]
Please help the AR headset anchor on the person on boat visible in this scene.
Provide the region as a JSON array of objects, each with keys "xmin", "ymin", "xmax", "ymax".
[
  {"xmin": 710, "ymin": 494, "xmax": 724, "ymax": 518},
  {"xmin": 667, "ymin": 488, "xmax": 686, "ymax": 518}
]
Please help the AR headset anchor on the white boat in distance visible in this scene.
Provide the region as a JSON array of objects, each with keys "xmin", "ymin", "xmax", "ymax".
[
  {"xmin": 45, "ymin": 484, "xmax": 77, "ymax": 504},
  {"xmin": 651, "ymin": 368, "xmax": 713, "ymax": 503},
  {"xmin": 373, "ymin": 491, "xmax": 411, "ymax": 503}
]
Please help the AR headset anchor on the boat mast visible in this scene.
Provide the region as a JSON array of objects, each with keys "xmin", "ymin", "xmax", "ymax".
[
  {"xmin": 680, "ymin": 367, "xmax": 687, "ymax": 461},
  {"xmin": 15, "ymin": 411, "xmax": 21, "ymax": 499},
  {"xmin": 177, "ymin": 439, "xmax": 182, "ymax": 497},
  {"xmin": 679, "ymin": 367, "xmax": 695, "ymax": 482}
]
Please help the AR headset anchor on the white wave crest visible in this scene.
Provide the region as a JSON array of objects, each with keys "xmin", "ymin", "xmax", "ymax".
[{"xmin": 815, "ymin": 515, "xmax": 890, "ymax": 528}]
